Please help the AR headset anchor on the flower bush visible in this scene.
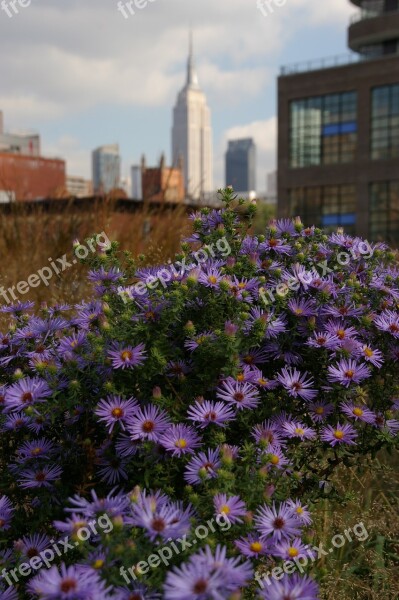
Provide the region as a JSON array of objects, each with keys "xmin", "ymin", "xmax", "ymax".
[{"xmin": 0, "ymin": 188, "xmax": 399, "ymax": 600}]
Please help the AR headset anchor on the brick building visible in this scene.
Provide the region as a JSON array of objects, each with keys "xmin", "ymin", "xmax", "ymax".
[
  {"xmin": 141, "ymin": 154, "xmax": 185, "ymax": 204},
  {"xmin": 0, "ymin": 153, "xmax": 66, "ymax": 201}
]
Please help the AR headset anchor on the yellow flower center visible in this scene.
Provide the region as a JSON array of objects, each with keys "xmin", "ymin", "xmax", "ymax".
[
  {"xmin": 353, "ymin": 408, "xmax": 363, "ymax": 417},
  {"xmin": 364, "ymin": 348, "xmax": 373, "ymax": 357},
  {"xmin": 345, "ymin": 370, "xmax": 354, "ymax": 379},
  {"xmin": 334, "ymin": 430, "xmax": 344, "ymax": 439},
  {"xmin": 93, "ymin": 559, "xmax": 104, "ymax": 569},
  {"xmin": 296, "ymin": 507, "xmax": 303, "ymax": 514},
  {"xmin": 270, "ymin": 455, "xmax": 280, "ymax": 465},
  {"xmin": 236, "ymin": 373, "xmax": 245, "ymax": 382},
  {"xmin": 295, "ymin": 427, "xmax": 305, "ymax": 436},
  {"xmin": 208, "ymin": 276, "xmax": 217, "ymax": 284},
  {"xmin": 250, "ymin": 542, "xmax": 263, "ymax": 553},
  {"xmin": 288, "ymin": 547, "xmax": 299, "ymax": 558},
  {"xmin": 121, "ymin": 351, "xmax": 133, "ymax": 361},
  {"xmin": 220, "ymin": 505, "xmax": 231, "ymax": 514},
  {"xmin": 112, "ymin": 408, "xmax": 123, "ymax": 418},
  {"xmin": 175, "ymin": 439, "xmax": 187, "ymax": 449},
  {"xmin": 315, "ymin": 407, "xmax": 324, "ymax": 415}
]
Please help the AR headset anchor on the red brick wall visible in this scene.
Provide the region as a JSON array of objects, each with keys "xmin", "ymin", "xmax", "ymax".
[{"xmin": 0, "ymin": 153, "xmax": 66, "ymax": 201}]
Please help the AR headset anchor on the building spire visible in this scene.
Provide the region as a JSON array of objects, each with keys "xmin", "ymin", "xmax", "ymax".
[{"xmin": 187, "ymin": 29, "xmax": 199, "ymax": 89}]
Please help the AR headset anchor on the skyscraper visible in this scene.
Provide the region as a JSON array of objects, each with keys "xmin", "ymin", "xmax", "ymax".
[
  {"xmin": 225, "ymin": 138, "xmax": 256, "ymax": 193},
  {"xmin": 92, "ymin": 144, "xmax": 121, "ymax": 194},
  {"xmin": 172, "ymin": 34, "xmax": 213, "ymax": 200}
]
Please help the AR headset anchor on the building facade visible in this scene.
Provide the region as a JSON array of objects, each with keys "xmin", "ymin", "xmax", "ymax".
[
  {"xmin": 0, "ymin": 153, "xmax": 65, "ymax": 201},
  {"xmin": 92, "ymin": 144, "xmax": 121, "ymax": 194},
  {"xmin": 141, "ymin": 154, "xmax": 185, "ymax": 204},
  {"xmin": 278, "ymin": 0, "xmax": 399, "ymax": 245},
  {"xmin": 172, "ymin": 35, "xmax": 213, "ymax": 200},
  {"xmin": 0, "ymin": 110, "xmax": 40, "ymax": 156},
  {"xmin": 225, "ymin": 138, "xmax": 256, "ymax": 193},
  {"xmin": 66, "ymin": 176, "xmax": 93, "ymax": 198}
]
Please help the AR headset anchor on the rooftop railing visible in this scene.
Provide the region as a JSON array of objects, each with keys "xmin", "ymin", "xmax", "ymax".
[{"xmin": 280, "ymin": 53, "xmax": 362, "ymax": 76}]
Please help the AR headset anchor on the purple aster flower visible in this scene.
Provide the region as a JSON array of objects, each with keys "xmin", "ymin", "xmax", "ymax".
[
  {"xmin": 87, "ymin": 266, "xmax": 122, "ymax": 284},
  {"xmin": 287, "ymin": 500, "xmax": 312, "ymax": 525},
  {"xmin": 0, "ymin": 584, "xmax": 18, "ymax": 600},
  {"xmin": 0, "ymin": 496, "xmax": 14, "ymax": 531},
  {"xmin": 184, "ymin": 331, "xmax": 215, "ymax": 351},
  {"xmin": 340, "ymin": 402, "xmax": 375, "ymax": 424},
  {"xmin": 164, "ymin": 545, "xmax": 252, "ymax": 600},
  {"xmin": 282, "ymin": 421, "xmax": 316, "ymax": 440},
  {"xmin": 320, "ymin": 423, "xmax": 358, "ymax": 446},
  {"xmin": 252, "ymin": 420, "xmax": 285, "ymax": 448},
  {"xmin": 15, "ymin": 438, "xmax": 56, "ymax": 463},
  {"xmin": 374, "ymin": 310, "xmax": 399, "ymax": 337},
  {"xmin": 107, "ymin": 343, "xmax": 146, "ymax": 369},
  {"xmin": 112, "ymin": 584, "xmax": 160, "ymax": 600},
  {"xmin": 28, "ymin": 564, "xmax": 109, "ymax": 600},
  {"xmin": 288, "ymin": 298, "xmax": 317, "ymax": 317},
  {"xmin": 166, "ymin": 359, "xmax": 192, "ymax": 378},
  {"xmin": 239, "ymin": 347, "xmax": 268, "ymax": 366},
  {"xmin": 359, "ymin": 345, "xmax": 384, "ymax": 367},
  {"xmin": 250, "ymin": 369, "xmax": 279, "ymax": 390},
  {"xmin": 277, "ymin": 367, "xmax": 317, "ymax": 401},
  {"xmin": 53, "ymin": 513, "xmax": 95, "ymax": 536},
  {"xmin": 324, "ymin": 319, "xmax": 359, "ymax": 342},
  {"xmin": 0, "ymin": 300, "xmax": 34, "ymax": 314},
  {"xmin": 255, "ymin": 502, "xmax": 302, "ymax": 542},
  {"xmin": 1, "ymin": 413, "xmax": 29, "ymax": 432},
  {"xmin": 235, "ymin": 534, "xmax": 270, "ymax": 558},
  {"xmin": 115, "ymin": 433, "xmax": 141, "ymax": 457},
  {"xmin": 198, "ymin": 266, "xmax": 223, "ymax": 288},
  {"xmin": 213, "ymin": 494, "xmax": 246, "ymax": 524},
  {"xmin": 65, "ymin": 489, "xmax": 129, "ymax": 519},
  {"xmin": 159, "ymin": 424, "xmax": 202, "ymax": 456},
  {"xmin": 187, "ymin": 400, "xmax": 235, "ymax": 428},
  {"xmin": 259, "ymin": 573, "xmax": 319, "ymax": 600},
  {"xmin": 97, "ymin": 456, "xmax": 128, "ymax": 485},
  {"xmin": 306, "ymin": 331, "xmax": 340, "ymax": 350},
  {"xmin": 271, "ymin": 537, "xmax": 310, "ymax": 561},
  {"xmin": 128, "ymin": 497, "xmax": 192, "ymax": 542},
  {"xmin": 260, "ymin": 237, "xmax": 292, "ymax": 254},
  {"xmin": 184, "ymin": 449, "xmax": 221, "ymax": 485},
  {"xmin": 373, "ymin": 413, "xmax": 399, "ymax": 436},
  {"xmin": 216, "ymin": 380, "xmax": 260, "ymax": 410},
  {"xmin": 95, "ymin": 395, "xmax": 138, "ymax": 433},
  {"xmin": 128, "ymin": 404, "xmax": 171, "ymax": 442},
  {"xmin": 58, "ymin": 332, "xmax": 87, "ymax": 357},
  {"xmin": 18, "ymin": 464, "xmax": 63, "ymax": 489},
  {"xmin": 261, "ymin": 446, "xmax": 290, "ymax": 470},
  {"xmin": 308, "ymin": 400, "xmax": 334, "ymax": 423},
  {"xmin": 4, "ymin": 376, "xmax": 52, "ymax": 412},
  {"xmin": 328, "ymin": 359, "xmax": 371, "ymax": 387},
  {"xmin": 17, "ymin": 533, "xmax": 51, "ymax": 560}
]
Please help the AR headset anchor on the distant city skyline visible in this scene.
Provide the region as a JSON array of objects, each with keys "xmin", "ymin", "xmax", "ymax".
[{"xmin": 0, "ymin": 0, "xmax": 354, "ymax": 189}]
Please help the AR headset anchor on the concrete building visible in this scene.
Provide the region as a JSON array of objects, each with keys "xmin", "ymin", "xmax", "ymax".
[
  {"xmin": 172, "ymin": 33, "xmax": 213, "ymax": 200},
  {"xmin": 142, "ymin": 154, "xmax": 185, "ymax": 204},
  {"xmin": 225, "ymin": 138, "xmax": 256, "ymax": 193},
  {"xmin": 66, "ymin": 176, "xmax": 93, "ymax": 198},
  {"xmin": 277, "ymin": 0, "xmax": 399, "ymax": 246},
  {"xmin": 92, "ymin": 144, "xmax": 121, "ymax": 194}
]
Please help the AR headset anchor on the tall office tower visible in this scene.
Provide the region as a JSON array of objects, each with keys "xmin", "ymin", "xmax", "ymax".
[
  {"xmin": 172, "ymin": 34, "xmax": 213, "ymax": 200},
  {"xmin": 225, "ymin": 138, "xmax": 256, "ymax": 193},
  {"xmin": 278, "ymin": 0, "xmax": 399, "ymax": 245},
  {"xmin": 92, "ymin": 144, "xmax": 121, "ymax": 194}
]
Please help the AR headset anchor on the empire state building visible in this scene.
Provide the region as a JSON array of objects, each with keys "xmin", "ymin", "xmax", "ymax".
[{"xmin": 172, "ymin": 35, "xmax": 213, "ymax": 201}]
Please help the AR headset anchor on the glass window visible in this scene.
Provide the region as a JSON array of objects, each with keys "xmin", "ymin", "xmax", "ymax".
[
  {"xmin": 369, "ymin": 181, "xmax": 399, "ymax": 246},
  {"xmin": 290, "ymin": 92, "xmax": 357, "ymax": 168},
  {"xmin": 371, "ymin": 84, "xmax": 399, "ymax": 159}
]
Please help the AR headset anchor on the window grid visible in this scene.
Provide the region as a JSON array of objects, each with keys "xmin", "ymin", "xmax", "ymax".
[
  {"xmin": 290, "ymin": 92, "xmax": 358, "ymax": 168},
  {"xmin": 371, "ymin": 84, "xmax": 399, "ymax": 160},
  {"xmin": 288, "ymin": 185, "xmax": 356, "ymax": 234},
  {"xmin": 369, "ymin": 181, "xmax": 399, "ymax": 246}
]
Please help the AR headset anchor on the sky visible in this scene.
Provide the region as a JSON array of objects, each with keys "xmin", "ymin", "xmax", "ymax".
[{"xmin": 0, "ymin": 0, "xmax": 355, "ymax": 191}]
